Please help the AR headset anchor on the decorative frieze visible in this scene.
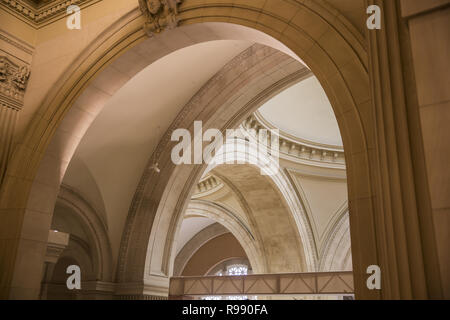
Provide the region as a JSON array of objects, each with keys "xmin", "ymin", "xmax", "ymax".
[{"xmin": 139, "ymin": 0, "xmax": 182, "ymax": 37}]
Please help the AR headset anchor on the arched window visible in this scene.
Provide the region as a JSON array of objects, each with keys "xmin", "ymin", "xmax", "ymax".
[
  {"xmin": 227, "ymin": 264, "xmax": 248, "ymax": 276},
  {"xmin": 203, "ymin": 261, "xmax": 253, "ymax": 300}
]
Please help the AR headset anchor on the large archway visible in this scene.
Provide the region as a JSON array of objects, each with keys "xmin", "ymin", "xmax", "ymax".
[{"xmin": 0, "ymin": 1, "xmax": 377, "ymax": 299}]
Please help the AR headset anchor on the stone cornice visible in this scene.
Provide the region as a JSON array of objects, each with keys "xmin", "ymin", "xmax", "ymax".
[
  {"xmin": 0, "ymin": 0, "xmax": 101, "ymax": 28},
  {"xmin": 254, "ymin": 110, "xmax": 344, "ymax": 152},
  {"xmin": 192, "ymin": 174, "xmax": 223, "ymax": 198},
  {"xmin": 242, "ymin": 113, "xmax": 346, "ymax": 168}
]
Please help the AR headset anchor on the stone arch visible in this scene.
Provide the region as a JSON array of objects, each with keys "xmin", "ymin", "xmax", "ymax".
[
  {"xmin": 211, "ymin": 164, "xmax": 307, "ymax": 273},
  {"xmin": 56, "ymin": 185, "xmax": 114, "ymax": 282},
  {"xmin": 116, "ymin": 43, "xmax": 311, "ymax": 291},
  {"xmin": 319, "ymin": 206, "xmax": 352, "ymax": 272},
  {"xmin": 182, "ymin": 200, "xmax": 266, "ymax": 275},
  {"xmin": 173, "ymin": 223, "xmax": 228, "ymax": 277},
  {"xmin": 0, "ymin": 1, "xmax": 375, "ymax": 299},
  {"xmin": 206, "ymin": 137, "xmax": 318, "ymax": 272},
  {"xmin": 123, "ymin": 49, "xmax": 323, "ymax": 297}
]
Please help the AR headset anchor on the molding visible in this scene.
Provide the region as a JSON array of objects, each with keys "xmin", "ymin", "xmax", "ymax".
[
  {"xmin": 183, "ymin": 199, "xmax": 266, "ymax": 275},
  {"xmin": 114, "ymin": 275, "xmax": 170, "ymax": 298},
  {"xmin": 57, "ymin": 184, "xmax": 114, "ymax": 282},
  {"xmin": 173, "ymin": 222, "xmax": 228, "ymax": 276},
  {"xmin": 319, "ymin": 210, "xmax": 352, "ymax": 272},
  {"xmin": 285, "ymin": 166, "xmax": 347, "ymax": 182},
  {"xmin": 143, "ymin": 275, "xmax": 170, "ymax": 297},
  {"xmin": 0, "ymin": 29, "xmax": 34, "ymax": 56},
  {"xmin": 0, "ymin": 0, "xmax": 101, "ymax": 28},
  {"xmin": 80, "ymin": 281, "xmax": 116, "ymax": 293},
  {"xmin": 117, "ymin": 294, "xmax": 168, "ymax": 300},
  {"xmin": 192, "ymin": 174, "xmax": 223, "ymax": 199},
  {"xmin": 400, "ymin": 0, "xmax": 450, "ymax": 19},
  {"xmin": 242, "ymin": 113, "xmax": 346, "ymax": 169},
  {"xmin": 187, "ymin": 200, "xmax": 255, "ymax": 241},
  {"xmin": 254, "ymin": 109, "xmax": 344, "ymax": 151},
  {"xmin": 320, "ymin": 202, "xmax": 349, "ymax": 249}
]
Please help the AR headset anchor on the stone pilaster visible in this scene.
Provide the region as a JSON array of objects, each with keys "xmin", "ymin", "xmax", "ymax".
[
  {"xmin": 399, "ymin": 0, "xmax": 450, "ymax": 298},
  {"xmin": 0, "ymin": 29, "xmax": 33, "ymax": 184},
  {"xmin": 364, "ymin": 0, "xmax": 443, "ymax": 299}
]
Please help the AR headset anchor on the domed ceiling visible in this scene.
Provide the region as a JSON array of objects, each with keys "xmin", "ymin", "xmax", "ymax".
[
  {"xmin": 258, "ymin": 76, "xmax": 343, "ymax": 148},
  {"xmin": 63, "ymin": 40, "xmax": 254, "ymax": 260}
]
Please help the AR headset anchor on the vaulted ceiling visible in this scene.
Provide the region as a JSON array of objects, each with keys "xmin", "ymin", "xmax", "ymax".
[{"xmin": 63, "ymin": 40, "xmax": 254, "ymax": 261}]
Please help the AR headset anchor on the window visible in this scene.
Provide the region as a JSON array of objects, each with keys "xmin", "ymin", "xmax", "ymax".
[
  {"xmin": 227, "ymin": 264, "xmax": 248, "ymax": 276},
  {"xmin": 203, "ymin": 263, "xmax": 251, "ymax": 300}
]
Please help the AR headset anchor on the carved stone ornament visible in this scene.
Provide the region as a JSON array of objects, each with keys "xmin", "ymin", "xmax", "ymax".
[
  {"xmin": 0, "ymin": 56, "xmax": 31, "ymax": 108},
  {"xmin": 139, "ymin": 0, "xmax": 183, "ymax": 37},
  {"xmin": 0, "ymin": 56, "xmax": 9, "ymax": 82}
]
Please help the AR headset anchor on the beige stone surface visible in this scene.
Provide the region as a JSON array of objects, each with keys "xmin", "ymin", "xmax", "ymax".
[
  {"xmin": 181, "ymin": 233, "xmax": 247, "ymax": 277},
  {"xmin": 405, "ymin": 2, "xmax": 450, "ymax": 297},
  {"xmin": 0, "ymin": 0, "xmax": 448, "ymax": 300}
]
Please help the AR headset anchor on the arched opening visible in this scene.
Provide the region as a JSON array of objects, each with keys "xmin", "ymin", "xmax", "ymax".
[
  {"xmin": 46, "ymin": 257, "xmax": 80, "ymax": 300},
  {"xmin": 164, "ymin": 73, "xmax": 351, "ymax": 299},
  {"xmin": 180, "ymin": 200, "xmax": 267, "ymax": 275},
  {"xmin": 0, "ymin": 2, "xmax": 375, "ymax": 300}
]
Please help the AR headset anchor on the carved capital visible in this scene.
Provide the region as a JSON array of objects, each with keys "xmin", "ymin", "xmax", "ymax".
[
  {"xmin": 0, "ymin": 56, "xmax": 31, "ymax": 110},
  {"xmin": 139, "ymin": 0, "xmax": 182, "ymax": 37}
]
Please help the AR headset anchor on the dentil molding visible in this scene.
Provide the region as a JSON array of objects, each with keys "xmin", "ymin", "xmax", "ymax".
[
  {"xmin": 0, "ymin": 0, "xmax": 100, "ymax": 28},
  {"xmin": 242, "ymin": 113, "xmax": 346, "ymax": 168}
]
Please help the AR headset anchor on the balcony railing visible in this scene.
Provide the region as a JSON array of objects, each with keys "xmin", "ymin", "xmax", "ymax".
[{"xmin": 169, "ymin": 272, "xmax": 354, "ymax": 299}]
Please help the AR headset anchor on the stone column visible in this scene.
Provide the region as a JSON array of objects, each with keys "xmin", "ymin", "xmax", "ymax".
[{"xmin": 363, "ymin": 0, "xmax": 444, "ymax": 299}]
